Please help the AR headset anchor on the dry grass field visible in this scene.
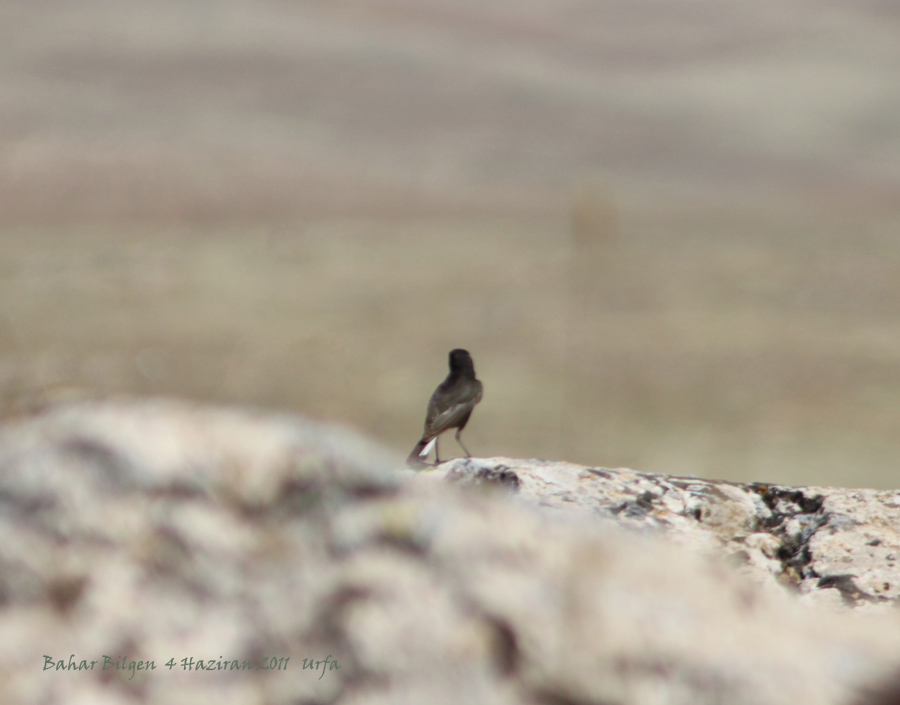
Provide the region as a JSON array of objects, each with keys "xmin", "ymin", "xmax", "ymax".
[{"xmin": 1, "ymin": 0, "xmax": 899, "ymax": 487}]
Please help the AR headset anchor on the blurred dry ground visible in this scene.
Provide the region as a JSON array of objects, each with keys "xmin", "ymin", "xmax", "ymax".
[{"xmin": 1, "ymin": 0, "xmax": 900, "ymax": 487}]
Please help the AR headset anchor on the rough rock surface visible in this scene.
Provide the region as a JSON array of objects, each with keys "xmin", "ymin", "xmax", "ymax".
[
  {"xmin": 437, "ymin": 458, "xmax": 900, "ymax": 611},
  {"xmin": 2, "ymin": 398, "xmax": 900, "ymax": 705}
]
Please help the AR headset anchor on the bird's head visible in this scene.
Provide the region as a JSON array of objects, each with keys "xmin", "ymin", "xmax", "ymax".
[{"xmin": 448, "ymin": 348, "xmax": 474, "ymax": 373}]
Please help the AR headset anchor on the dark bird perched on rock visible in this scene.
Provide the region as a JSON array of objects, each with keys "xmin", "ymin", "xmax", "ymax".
[{"xmin": 407, "ymin": 349, "xmax": 483, "ymax": 467}]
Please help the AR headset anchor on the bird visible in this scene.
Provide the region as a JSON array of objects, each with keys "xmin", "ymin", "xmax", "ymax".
[{"xmin": 407, "ymin": 348, "xmax": 483, "ymax": 467}]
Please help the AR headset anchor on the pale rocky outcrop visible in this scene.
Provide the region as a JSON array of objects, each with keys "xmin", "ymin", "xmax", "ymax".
[
  {"xmin": 0, "ymin": 398, "xmax": 899, "ymax": 705},
  {"xmin": 436, "ymin": 458, "xmax": 900, "ymax": 611}
]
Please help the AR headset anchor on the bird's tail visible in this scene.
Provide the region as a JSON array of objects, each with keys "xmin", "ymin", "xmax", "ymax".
[{"xmin": 406, "ymin": 437, "xmax": 436, "ymax": 468}]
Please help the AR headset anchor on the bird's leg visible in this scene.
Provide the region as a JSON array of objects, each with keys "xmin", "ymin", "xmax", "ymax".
[
  {"xmin": 455, "ymin": 428, "xmax": 471, "ymax": 458},
  {"xmin": 434, "ymin": 436, "xmax": 441, "ymax": 463}
]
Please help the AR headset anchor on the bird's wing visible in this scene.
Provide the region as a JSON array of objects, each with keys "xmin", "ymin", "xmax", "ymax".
[
  {"xmin": 425, "ymin": 401, "xmax": 472, "ymax": 437},
  {"xmin": 424, "ymin": 381, "xmax": 483, "ymax": 437}
]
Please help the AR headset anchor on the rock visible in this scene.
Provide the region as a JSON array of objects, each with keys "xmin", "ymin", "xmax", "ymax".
[
  {"xmin": 439, "ymin": 457, "xmax": 900, "ymax": 609},
  {"xmin": 1, "ymin": 398, "xmax": 899, "ymax": 705}
]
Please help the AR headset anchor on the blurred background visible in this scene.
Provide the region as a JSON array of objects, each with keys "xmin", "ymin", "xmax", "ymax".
[{"xmin": 1, "ymin": 0, "xmax": 899, "ymax": 487}]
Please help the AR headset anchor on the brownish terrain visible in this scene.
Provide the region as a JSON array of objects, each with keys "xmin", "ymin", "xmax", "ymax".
[{"xmin": 1, "ymin": 0, "xmax": 899, "ymax": 487}]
